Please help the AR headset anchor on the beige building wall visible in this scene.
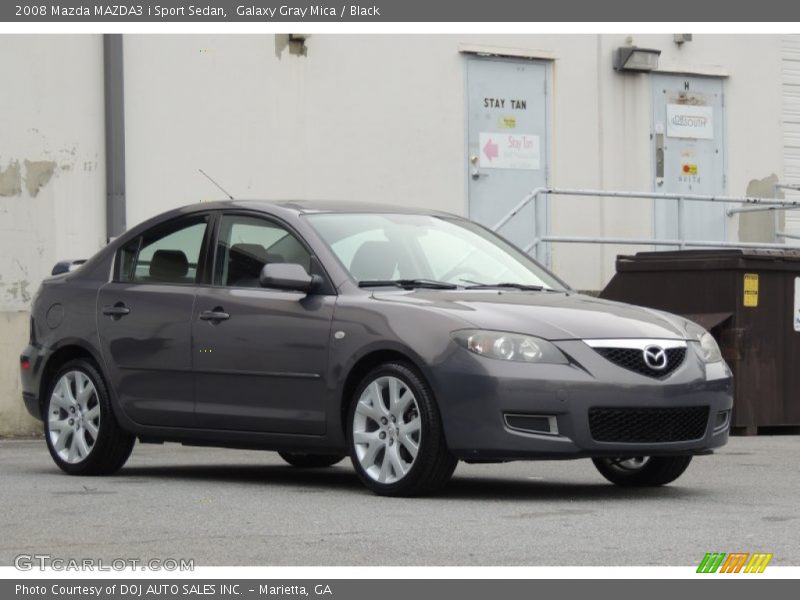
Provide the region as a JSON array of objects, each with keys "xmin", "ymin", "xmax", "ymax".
[
  {"xmin": 0, "ymin": 35, "xmax": 107, "ymax": 434},
  {"xmin": 0, "ymin": 33, "xmax": 790, "ymax": 433},
  {"xmin": 123, "ymin": 34, "xmax": 787, "ymax": 289}
]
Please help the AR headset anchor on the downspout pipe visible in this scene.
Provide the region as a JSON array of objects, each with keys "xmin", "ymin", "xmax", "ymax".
[{"xmin": 103, "ymin": 34, "xmax": 126, "ymax": 241}]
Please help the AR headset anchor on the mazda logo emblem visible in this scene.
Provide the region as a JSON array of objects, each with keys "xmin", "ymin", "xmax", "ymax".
[{"xmin": 643, "ymin": 344, "xmax": 668, "ymax": 370}]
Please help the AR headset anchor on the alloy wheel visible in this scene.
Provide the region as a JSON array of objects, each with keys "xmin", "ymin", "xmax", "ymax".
[
  {"xmin": 352, "ymin": 375, "xmax": 421, "ymax": 484},
  {"xmin": 47, "ymin": 370, "xmax": 101, "ymax": 464}
]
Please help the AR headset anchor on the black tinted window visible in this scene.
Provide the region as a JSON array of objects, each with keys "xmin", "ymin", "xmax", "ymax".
[
  {"xmin": 119, "ymin": 216, "xmax": 209, "ymax": 284},
  {"xmin": 215, "ymin": 215, "xmax": 311, "ymax": 288}
]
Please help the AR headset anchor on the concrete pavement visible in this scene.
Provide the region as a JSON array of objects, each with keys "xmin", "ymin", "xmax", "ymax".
[{"xmin": 0, "ymin": 436, "xmax": 797, "ymax": 566}]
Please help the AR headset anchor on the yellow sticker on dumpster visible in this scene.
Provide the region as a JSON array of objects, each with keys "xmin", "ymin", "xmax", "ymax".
[{"xmin": 744, "ymin": 273, "xmax": 759, "ymax": 308}]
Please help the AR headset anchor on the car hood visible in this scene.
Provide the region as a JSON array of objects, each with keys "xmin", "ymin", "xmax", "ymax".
[{"xmin": 369, "ymin": 290, "xmax": 689, "ymax": 340}]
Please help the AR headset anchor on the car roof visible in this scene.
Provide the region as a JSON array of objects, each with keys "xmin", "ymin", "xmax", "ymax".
[{"xmin": 178, "ymin": 199, "xmax": 458, "ymax": 218}]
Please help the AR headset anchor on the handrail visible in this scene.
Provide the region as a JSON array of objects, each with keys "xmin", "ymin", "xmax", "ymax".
[
  {"xmin": 491, "ymin": 187, "xmax": 800, "ymax": 265},
  {"xmin": 492, "ymin": 187, "xmax": 547, "ymax": 232},
  {"xmin": 535, "ymin": 187, "xmax": 800, "ymax": 206},
  {"xmin": 540, "ymin": 236, "xmax": 793, "ymax": 250},
  {"xmin": 727, "ymin": 183, "xmax": 800, "ymax": 215}
]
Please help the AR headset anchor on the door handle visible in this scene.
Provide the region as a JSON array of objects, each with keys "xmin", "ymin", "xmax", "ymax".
[
  {"xmin": 102, "ymin": 303, "xmax": 130, "ymax": 319},
  {"xmin": 470, "ymin": 154, "xmax": 489, "ymax": 180},
  {"xmin": 199, "ymin": 308, "xmax": 230, "ymax": 322}
]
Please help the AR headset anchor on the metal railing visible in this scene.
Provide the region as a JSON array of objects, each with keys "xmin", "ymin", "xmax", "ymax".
[{"xmin": 492, "ymin": 187, "xmax": 800, "ymax": 265}]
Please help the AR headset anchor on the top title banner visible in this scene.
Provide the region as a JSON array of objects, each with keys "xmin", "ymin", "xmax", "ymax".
[{"xmin": 3, "ymin": 0, "xmax": 800, "ymax": 22}]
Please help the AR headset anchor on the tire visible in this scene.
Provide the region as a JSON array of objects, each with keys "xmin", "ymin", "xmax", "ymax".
[
  {"xmin": 43, "ymin": 358, "xmax": 135, "ymax": 476},
  {"xmin": 347, "ymin": 361, "xmax": 457, "ymax": 497},
  {"xmin": 278, "ymin": 452, "xmax": 345, "ymax": 468},
  {"xmin": 592, "ymin": 455, "xmax": 693, "ymax": 487}
]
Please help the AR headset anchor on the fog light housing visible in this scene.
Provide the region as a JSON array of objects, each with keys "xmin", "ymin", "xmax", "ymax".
[
  {"xmin": 504, "ymin": 413, "xmax": 559, "ymax": 436},
  {"xmin": 714, "ymin": 410, "xmax": 730, "ymax": 432}
]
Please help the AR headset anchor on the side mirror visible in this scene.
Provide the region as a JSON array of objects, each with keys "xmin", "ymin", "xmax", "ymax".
[{"xmin": 259, "ymin": 263, "xmax": 321, "ymax": 293}]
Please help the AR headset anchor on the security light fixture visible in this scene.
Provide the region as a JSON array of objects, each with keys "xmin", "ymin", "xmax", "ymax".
[{"xmin": 613, "ymin": 46, "xmax": 661, "ymax": 72}]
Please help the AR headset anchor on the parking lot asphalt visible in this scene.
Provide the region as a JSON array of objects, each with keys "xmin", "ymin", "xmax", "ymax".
[{"xmin": 0, "ymin": 436, "xmax": 798, "ymax": 566}]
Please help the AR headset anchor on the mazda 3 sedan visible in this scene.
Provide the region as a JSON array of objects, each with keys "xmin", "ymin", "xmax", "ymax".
[{"xmin": 20, "ymin": 201, "xmax": 733, "ymax": 496}]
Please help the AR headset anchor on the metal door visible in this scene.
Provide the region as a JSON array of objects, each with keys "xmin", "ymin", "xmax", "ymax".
[
  {"xmin": 652, "ymin": 74, "xmax": 726, "ymax": 241},
  {"xmin": 96, "ymin": 214, "xmax": 210, "ymax": 428},
  {"xmin": 192, "ymin": 288, "xmax": 334, "ymax": 435},
  {"xmin": 97, "ymin": 283, "xmax": 198, "ymax": 427},
  {"xmin": 192, "ymin": 213, "xmax": 334, "ymax": 435},
  {"xmin": 466, "ymin": 56, "xmax": 549, "ymax": 260}
]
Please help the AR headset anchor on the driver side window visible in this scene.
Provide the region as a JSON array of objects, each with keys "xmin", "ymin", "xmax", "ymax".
[{"xmin": 214, "ymin": 215, "xmax": 312, "ymax": 288}]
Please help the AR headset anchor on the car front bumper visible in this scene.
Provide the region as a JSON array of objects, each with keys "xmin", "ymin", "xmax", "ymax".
[{"xmin": 431, "ymin": 340, "xmax": 733, "ymax": 461}]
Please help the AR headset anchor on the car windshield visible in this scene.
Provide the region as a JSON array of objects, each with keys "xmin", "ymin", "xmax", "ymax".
[{"xmin": 305, "ymin": 212, "xmax": 567, "ymax": 291}]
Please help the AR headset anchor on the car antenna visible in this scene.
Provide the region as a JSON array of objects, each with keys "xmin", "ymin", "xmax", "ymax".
[{"xmin": 198, "ymin": 168, "xmax": 235, "ymax": 200}]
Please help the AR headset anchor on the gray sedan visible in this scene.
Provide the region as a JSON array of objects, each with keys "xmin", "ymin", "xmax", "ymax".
[{"xmin": 20, "ymin": 201, "xmax": 733, "ymax": 496}]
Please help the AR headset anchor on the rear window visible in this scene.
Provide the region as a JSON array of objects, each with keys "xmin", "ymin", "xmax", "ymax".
[{"xmin": 117, "ymin": 216, "xmax": 209, "ymax": 284}]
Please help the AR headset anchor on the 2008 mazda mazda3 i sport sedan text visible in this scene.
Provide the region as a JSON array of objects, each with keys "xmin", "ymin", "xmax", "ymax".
[{"xmin": 19, "ymin": 200, "xmax": 733, "ymax": 496}]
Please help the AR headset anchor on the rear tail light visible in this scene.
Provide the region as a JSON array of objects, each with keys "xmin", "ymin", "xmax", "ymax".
[{"xmin": 20, "ymin": 357, "xmax": 31, "ymax": 370}]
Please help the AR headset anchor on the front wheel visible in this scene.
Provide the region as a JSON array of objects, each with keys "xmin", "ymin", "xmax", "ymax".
[
  {"xmin": 592, "ymin": 455, "xmax": 693, "ymax": 487},
  {"xmin": 44, "ymin": 359, "xmax": 135, "ymax": 476},
  {"xmin": 348, "ymin": 362, "xmax": 457, "ymax": 497}
]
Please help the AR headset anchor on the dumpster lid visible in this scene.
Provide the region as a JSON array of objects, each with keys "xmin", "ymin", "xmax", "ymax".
[
  {"xmin": 615, "ymin": 248, "xmax": 800, "ymax": 272},
  {"xmin": 681, "ymin": 312, "xmax": 733, "ymax": 331}
]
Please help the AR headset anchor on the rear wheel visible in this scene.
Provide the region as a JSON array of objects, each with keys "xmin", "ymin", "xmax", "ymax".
[
  {"xmin": 44, "ymin": 359, "xmax": 135, "ymax": 476},
  {"xmin": 592, "ymin": 455, "xmax": 693, "ymax": 487},
  {"xmin": 348, "ymin": 362, "xmax": 457, "ymax": 496},
  {"xmin": 278, "ymin": 452, "xmax": 344, "ymax": 468}
]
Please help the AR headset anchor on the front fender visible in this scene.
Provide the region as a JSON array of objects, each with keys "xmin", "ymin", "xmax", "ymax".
[{"xmin": 327, "ymin": 296, "xmax": 473, "ymax": 446}]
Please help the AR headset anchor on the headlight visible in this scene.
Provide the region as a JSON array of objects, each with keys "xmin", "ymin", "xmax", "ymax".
[
  {"xmin": 686, "ymin": 322, "xmax": 723, "ymax": 364},
  {"xmin": 451, "ymin": 330, "xmax": 568, "ymax": 364}
]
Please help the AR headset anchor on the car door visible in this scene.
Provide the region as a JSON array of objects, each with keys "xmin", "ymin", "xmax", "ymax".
[
  {"xmin": 97, "ymin": 213, "xmax": 211, "ymax": 427},
  {"xmin": 192, "ymin": 213, "xmax": 335, "ymax": 434}
]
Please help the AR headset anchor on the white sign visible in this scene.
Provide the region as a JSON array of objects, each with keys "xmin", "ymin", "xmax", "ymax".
[
  {"xmin": 666, "ymin": 104, "xmax": 714, "ymax": 140},
  {"xmin": 794, "ymin": 277, "xmax": 800, "ymax": 332},
  {"xmin": 479, "ymin": 132, "xmax": 540, "ymax": 170}
]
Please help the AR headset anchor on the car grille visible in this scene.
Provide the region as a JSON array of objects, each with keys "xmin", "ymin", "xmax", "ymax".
[
  {"xmin": 594, "ymin": 346, "xmax": 686, "ymax": 378},
  {"xmin": 588, "ymin": 406, "xmax": 709, "ymax": 443}
]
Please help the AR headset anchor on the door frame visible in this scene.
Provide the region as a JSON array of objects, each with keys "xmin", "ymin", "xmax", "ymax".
[
  {"xmin": 461, "ymin": 51, "xmax": 554, "ymax": 265},
  {"xmin": 649, "ymin": 72, "xmax": 729, "ymax": 242},
  {"xmin": 99, "ymin": 211, "xmax": 216, "ymax": 428},
  {"xmin": 191, "ymin": 209, "xmax": 337, "ymax": 435}
]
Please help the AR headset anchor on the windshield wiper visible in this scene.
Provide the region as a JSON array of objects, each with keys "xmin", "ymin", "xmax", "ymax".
[
  {"xmin": 359, "ymin": 278, "xmax": 458, "ymax": 290},
  {"xmin": 462, "ymin": 280, "xmax": 552, "ymax": 291}
]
